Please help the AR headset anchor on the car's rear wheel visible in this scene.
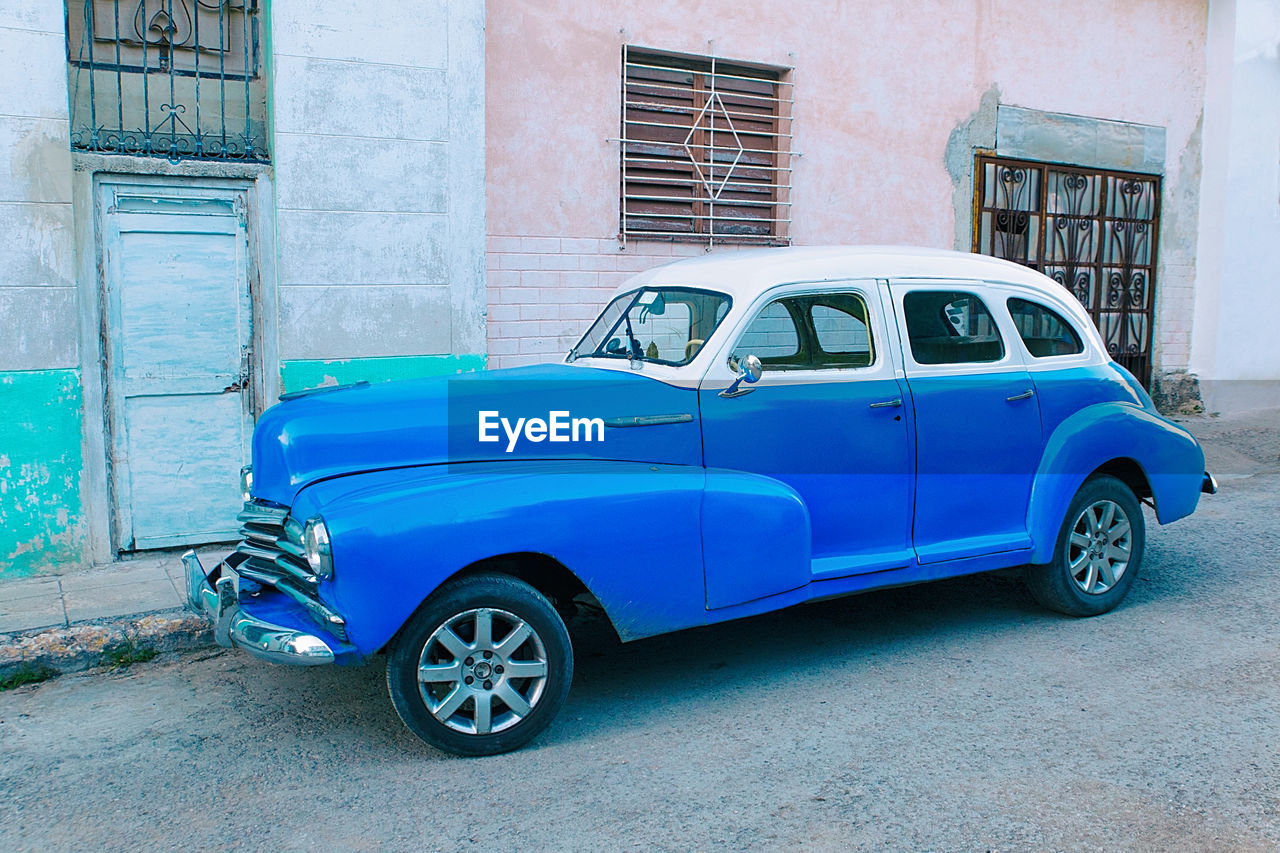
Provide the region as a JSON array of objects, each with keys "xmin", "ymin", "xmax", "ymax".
[
  {"xmin": 1026, "ymin": 474, "xmax": 1146, "ymax": 617},
  {"xmin": 386, "ymin": 573, "xmax": 573, "ymax": 756}
]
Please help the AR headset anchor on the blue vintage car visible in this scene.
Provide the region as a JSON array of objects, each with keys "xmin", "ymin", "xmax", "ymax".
[{"xmin": 184, "ymin": 246, "xmax": 1215, "ymax": 755}]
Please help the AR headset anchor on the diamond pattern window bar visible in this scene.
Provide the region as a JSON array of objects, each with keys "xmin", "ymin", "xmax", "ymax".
[
  {"xmin": 621, "ymin": 46, "xmax": 792, "ymax": 246},
  {"xmin": 974, "ymin": 156, "xmax": 1161, "ymax": 386},
  {"xmin": 65, "ymin": 0, "xmax": 268, "ymax": 163}
]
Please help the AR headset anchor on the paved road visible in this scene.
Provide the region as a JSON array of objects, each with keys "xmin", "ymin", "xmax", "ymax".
[{"xmin": 3, "ymin": 415, "xmax": 1278, "ymax": 851}]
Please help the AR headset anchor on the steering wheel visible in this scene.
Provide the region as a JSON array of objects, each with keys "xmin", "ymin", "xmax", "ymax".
[{"xmin": 685, "ymin": 339, "xmax": 705, "ymax": 360}]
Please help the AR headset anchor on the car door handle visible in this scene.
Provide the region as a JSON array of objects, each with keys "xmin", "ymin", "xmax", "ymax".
[
  {"xmin": 1006, "ymin": 389, "xmax": 1035, "ymax": 402},
  {"xmin": 869, "ymin": 398, "xmax": 903, "ymax": 409}
]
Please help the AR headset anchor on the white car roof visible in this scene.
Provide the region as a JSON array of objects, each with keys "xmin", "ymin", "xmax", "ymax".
[
  {"xmin": 577, "ymin": 243, "xmax": 1108, "ymax": 381},
  {"xmin": 617, "ymin": 245, "xmax": 1061, "ymax": 301}
]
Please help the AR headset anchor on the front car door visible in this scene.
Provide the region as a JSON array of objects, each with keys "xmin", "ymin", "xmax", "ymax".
[
  {"xmin": 699, "ymin": 281, "xmax": 914, "ymax": 609},
  {"xmin": 887, "ymin": 280, "xmax": 1043, "ymax": 563}
]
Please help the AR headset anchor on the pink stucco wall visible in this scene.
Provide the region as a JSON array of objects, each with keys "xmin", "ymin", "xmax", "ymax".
[{"xmin": 485, "ymin": 0, "xmax": 1209, "ymax": 370}]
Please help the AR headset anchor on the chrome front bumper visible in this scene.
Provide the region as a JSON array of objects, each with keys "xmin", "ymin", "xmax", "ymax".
[{"xmin": 182, "ymin": 550, "xmax": 335, "ymax": 666}]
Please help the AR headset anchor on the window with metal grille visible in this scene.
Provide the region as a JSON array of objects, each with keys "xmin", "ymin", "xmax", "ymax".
[
  {"xmin": 65, "ymin": 0, "xmax": 268, "ymax": 162},
  {"xmin": 621, "ymin": 46, "xmax": 791, "ymax": 246},
  {"xmin": 973, "ymin": 156, "xmax": 1160, "ymax": 386}
]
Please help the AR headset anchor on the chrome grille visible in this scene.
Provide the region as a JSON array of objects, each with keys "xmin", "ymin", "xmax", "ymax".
[{"xmin": 234, "ymin": 501, "xmax": 347, "ymax": 641}]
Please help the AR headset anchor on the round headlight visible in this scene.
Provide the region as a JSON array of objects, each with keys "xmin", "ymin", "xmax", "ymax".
[
  {"xmin": 303, "ymin": 516, "xmax": 333, "ymax": 580},
  {"xmin": 239, "ymin": 465, "xmax": 253, "ymax": 503}
]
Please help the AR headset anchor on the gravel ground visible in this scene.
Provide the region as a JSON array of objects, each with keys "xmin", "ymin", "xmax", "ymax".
[{"xmin": 2, "ymin": 411, "xmax": 1278, "ymax": 852}]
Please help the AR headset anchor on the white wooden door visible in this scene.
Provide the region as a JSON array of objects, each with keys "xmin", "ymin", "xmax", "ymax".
[{"xmin": 100, "ymin": 183, "xmax": 254, "ymax": 550}]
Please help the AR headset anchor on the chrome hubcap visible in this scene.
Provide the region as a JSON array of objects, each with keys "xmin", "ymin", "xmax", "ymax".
[
  {"xmin": 417, "ymin": 607, "xmax": 548, "ymax": 735},
  {"xmin": 1068, "ymin": 499, "xmax": 1133, "ymax": 595}
]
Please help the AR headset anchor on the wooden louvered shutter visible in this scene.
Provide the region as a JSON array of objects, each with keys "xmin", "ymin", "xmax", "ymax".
[{"xmin": 621, "ymin": 47, "xmax": 791, "ymax": 245}]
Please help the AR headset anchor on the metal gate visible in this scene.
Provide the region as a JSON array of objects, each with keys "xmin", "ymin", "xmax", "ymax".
[
  {"xmin": 973, "ymin": 156, "xmax": 1161, "ymax": 386},
  {"xmin": 66, "ymin": 0, "xmax": 268, "ymax": 162}
]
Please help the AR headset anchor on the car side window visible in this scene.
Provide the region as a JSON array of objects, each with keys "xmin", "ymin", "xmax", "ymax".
[
  {"xmin": 735, "ymin": 292, "xmax": 875, "ymax": 370},
  {"xmin": 734, "ymin": 300, "xmax": 803, "ymax": 366},
  {"xmin": 809, "ymin": 295, "xmax": 873, "ymax": 367},
  {"xmin": 903, "ymin": 290, "xmax": 1005, "ymax": 365},
  {"xmin": 1007, "ymin": 297, "xmax": 1084, "ymax": 358}
]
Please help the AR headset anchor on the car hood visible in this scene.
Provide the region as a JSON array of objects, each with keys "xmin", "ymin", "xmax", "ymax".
[{"xmin": 250, "ymin": 364, "xmax": 703, "ymax": 505}]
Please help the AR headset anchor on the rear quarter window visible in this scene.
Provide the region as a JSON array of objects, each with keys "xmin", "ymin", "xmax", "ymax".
[{"xmin": 1007, "ymin": 297, "xmax": 1084, "ymax": 357}]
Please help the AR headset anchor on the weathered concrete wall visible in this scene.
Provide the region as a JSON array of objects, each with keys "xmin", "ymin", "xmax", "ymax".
[
  {"xmin": 271, "ymin": 0, "xmax": 487, "ymax": 389},
  {"xmin": 2, "ymin": 2, "xmax": 492, "ymax": 577},
  {"xmin": 486, "ymin": 0, "xmax": 1209, "ymax": 370},
  {"xmin": 0, "ymin": 0, "xmax": 76, "ymax": 358},
  {"xmin": 0, "ymin": 2, "xmax": 86, "ymax": 577},
  {"xmin": 278, "ymin": 354, "xmax": 488, "ymax": 395},
  {"xmin": 0, "ymin": 371, "xmax": 86, "ymax": 577},
  {"xmin": 1191, "ymin": 0, "xmax": 1280, "ymax": 413}
]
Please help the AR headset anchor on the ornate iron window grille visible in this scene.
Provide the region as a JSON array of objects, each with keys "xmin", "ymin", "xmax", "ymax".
[
  {"xmin": 620, "ymin": 46, "xmax": 792, "ymax": 246},
  {"xmin": 65, "ymin": 0, "xmax": 268, "ymax": 162},
  {"xmin": 974, "ymin": 156, "xmax": 1161, "ymax": 386}
]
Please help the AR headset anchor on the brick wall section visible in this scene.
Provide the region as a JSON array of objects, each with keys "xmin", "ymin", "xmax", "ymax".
[{"xmin": 486, "ymin": 236, "xmax": 729, "ymax": 368}]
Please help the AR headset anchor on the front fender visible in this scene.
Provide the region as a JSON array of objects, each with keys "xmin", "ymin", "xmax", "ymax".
[
  {"xmin": 1027, "ymin": 403, "xmax": 1205, "ymax": 564},
  {"xmin": 291, "ymin": 460, "xmax": 709, "ymax": 655}
]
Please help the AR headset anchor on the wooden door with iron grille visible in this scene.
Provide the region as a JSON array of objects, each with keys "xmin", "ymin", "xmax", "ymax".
[{"xmin": 973, "ymin": 156, "xmax": 1160, "ymax": 386}]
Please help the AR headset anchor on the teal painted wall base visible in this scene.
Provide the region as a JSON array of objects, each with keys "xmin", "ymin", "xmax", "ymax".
[
  {"xmin": 279, "ymin": 354, "xmax": 488, "ymax": 395},
  {"xmin": 0, "ymin": 357, "xmax": 489, "ymax": 579},
  {"xmin": 0, "ymin": 369, "xmax": 87, "ymax": 579}
]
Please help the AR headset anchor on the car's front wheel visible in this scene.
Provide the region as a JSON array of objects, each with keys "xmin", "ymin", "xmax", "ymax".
[
  {"xmin": 1026, "ymin": 474, "xmax": 1146, "ymax": 617},
  {"xmin": 386, "ymin": 573, "xmax": 573, "ymax": 756}
]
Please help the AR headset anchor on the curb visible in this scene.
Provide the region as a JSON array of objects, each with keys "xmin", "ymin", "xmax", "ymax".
[{"xmin": 0, "ymin": 608, "xmax": 214, "ymax": 684}]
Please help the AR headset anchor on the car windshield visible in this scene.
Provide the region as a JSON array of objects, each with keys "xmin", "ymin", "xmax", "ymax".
[{"xmin": 569, "ymin": 287, "xmax": 732, "ymax": 367}]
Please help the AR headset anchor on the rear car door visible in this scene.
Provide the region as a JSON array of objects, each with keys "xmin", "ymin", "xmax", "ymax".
[{"xmin": 887, "ymin": 280, "xmax": 1044, "ymax": 563}]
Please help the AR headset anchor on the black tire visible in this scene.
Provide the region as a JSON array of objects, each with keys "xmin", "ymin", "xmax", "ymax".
[
  {"xmin": 386, "ymin": 573, "xmax": 573, "ymax": 756},
  {"xmin": 1025, "ymin": 474, "xmax": 1146, "ymax": 617}
]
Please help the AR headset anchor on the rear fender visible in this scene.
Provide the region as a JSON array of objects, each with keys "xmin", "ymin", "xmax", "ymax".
[{"xmin": 1027, "ymin": 403, "xmax": 1205, "ymax": 564}]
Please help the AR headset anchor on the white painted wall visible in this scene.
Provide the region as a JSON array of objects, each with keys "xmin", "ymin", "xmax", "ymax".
[
  {"xmin": 0, "ymin": 0, "xmax": 76, "ymax": 372},
  {"xmin": 270, "ymin": 0, "xmax": 486, "ymax": 365},
  {"xmin": 1191, "ymin": 0, "xmax": 1280, "ymax": 413}
]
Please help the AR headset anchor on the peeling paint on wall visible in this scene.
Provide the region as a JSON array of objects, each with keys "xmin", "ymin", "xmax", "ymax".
[
  {"xmin": 996, "ymin": 105, "xmax": 1166, "ymax": 175},
  {"xmin": 0, "ymin": 369, "xmax": 87, "ymax": 579},
  {"xmin": 944, "ymin": 84, "xmax": 1001, "ymax": 252},
  {"xmin": 8, "ymin": 117, "xmax": 73, "ymax": 204},
  {"xmin": 1154, "ymin": 108, "xmax": 1205, "ymax": 387},
  {"xmin": 279, "ymin": 354, "xmax": 488, "ymax": 395}
]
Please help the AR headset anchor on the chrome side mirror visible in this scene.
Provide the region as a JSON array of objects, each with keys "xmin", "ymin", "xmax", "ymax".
[{"xmin": 720, "ymin": 353, "xmax": 763, "ymax": 398}]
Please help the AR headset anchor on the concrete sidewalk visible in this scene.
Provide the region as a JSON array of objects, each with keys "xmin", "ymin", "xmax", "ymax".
[
  {"xmin": 0, "ymin": 546, "xmax": 230, "ymax": 680},
  {"xmin": 0, "ymin": 546, "xmax": 231, "ymax": 633}
]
